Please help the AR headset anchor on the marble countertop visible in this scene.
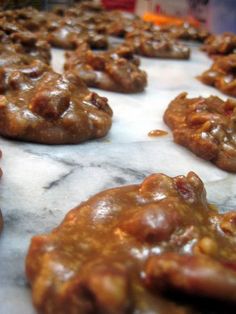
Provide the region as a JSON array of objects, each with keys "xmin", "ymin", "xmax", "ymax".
[{"xmin": 0, "ymin": 44, "xmax": 235, "ymax": 314}]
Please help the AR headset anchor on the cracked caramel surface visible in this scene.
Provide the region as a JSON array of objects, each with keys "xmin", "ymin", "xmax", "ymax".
[
  {"xmin": 65, "ymin": 44, "xmax": 147, "ymax": 93},
  {"xmin": 26, "ymin": 172, "xmax": 236, "ymax": 314},
  {"xmin": 0, "ymin": 59, "xmax": 112, "ymax": 144},
  {"xmin": 164, "ymin": 92, "xmax": 236, "ymax": 172}
]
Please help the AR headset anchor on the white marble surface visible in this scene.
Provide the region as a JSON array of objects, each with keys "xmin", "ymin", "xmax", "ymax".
[{"xmin": 0, "ymin": 44, "xmax": 235, "ymax": 314}]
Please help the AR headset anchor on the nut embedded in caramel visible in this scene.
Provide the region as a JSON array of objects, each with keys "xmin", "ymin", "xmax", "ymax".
[
  {"xmin": 64, "ymin": 44, "xmax": 147, "ymax": 93},
  {"xmin": 0, "ymin": 59, "xmax": 112, "ymax": 144},
  {"xmin": 198, "ymin": 54, "xmax": 236, "ymax": 97},
  {"xmin": 202, "ymin": 33, "xmax": 236, "ymax": 57},
  {"xmin": 160, "ymin": 23, "xmax": 209, "ymax": 42},
  {"xmin": 125, "ymin": 30, "xmax": 190, "ymax": 59},
  {"xmin": 26, "ymin": 171, "xmax": 236, "ymax": 313},
  {"xmin": 164, "ymin": 92, "xmax": 236, "ymax": 172}
]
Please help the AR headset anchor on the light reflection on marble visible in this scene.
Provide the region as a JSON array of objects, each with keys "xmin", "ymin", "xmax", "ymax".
[{"xmin": 0, "ymin": 44, "xmax": 235, "ymax": 314}]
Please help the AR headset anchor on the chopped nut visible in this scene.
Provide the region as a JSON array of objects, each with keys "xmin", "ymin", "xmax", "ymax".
[
  {"xmin": 196, "ymin": 237, "xmax": 218, "ymax": 256},
  {"xmin": 0, "ymin": 95, "xmax": 7, "ymax": 108}
]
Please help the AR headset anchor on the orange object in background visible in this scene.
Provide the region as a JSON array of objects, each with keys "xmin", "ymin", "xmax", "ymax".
[{"xmin": 143, "ymin": 12, "xmax": 199, "ymax": 27}]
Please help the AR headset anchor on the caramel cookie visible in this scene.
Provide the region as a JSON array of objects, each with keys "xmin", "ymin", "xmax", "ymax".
[
  {"xmin": 0, "ymin": 59, "xmax": 112, "ymax": 144},
  {"xmin": 105, "ymin": 11, "xmax": 153, "ymax": 38},
  {"xmin": 0, "ymin": 7, "xmax": 47, "ymax": 32},
  {"xmin": 26, "ymin": 171, "xmax": 236, "ymax": 313},
  {"xmin": 0, "ymin": 18, "xmax": 51, "ymax": 64},
  {"xmin": 199, "ymin": 54, "xmax": 236, "ymax": 97},
  {"xmin": 164, "ymin": 92, "xmax": 236, "ymax": 172},
  {"xmin": 47, "ymin": 21, "xmax": 108, "ymax": 50},
  {"xmin": 57, "ymin": 7, "xmax": 107, "ymax": 32},
  {"xmin": 62, "ymin": 1, "xmax": 104, "ymax": 15},
  {"xmin": 10, "ymin": 31, "xmax": 51, "ymax": 64},
  {"xmin": 160, "ymin": 23, "xmax": 209, "ymax": 42},
  {"xmin": 125, "ymin": 30, "xmax": 190, "ymax": 59},
  {"xmin": 202, "ymin": 33, "xmax": 236, "ymax": 57},
  {"xmin": 65, "ymin": 44, "xmax": 147, "ymax": 93},
  {"xmin": 0, "ymin": 44, "xmax": 33, "ymax": 67}
]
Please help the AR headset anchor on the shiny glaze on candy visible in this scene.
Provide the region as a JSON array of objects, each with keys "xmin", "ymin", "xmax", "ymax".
[
  {"xmin": 125, "ymin": 30, "xmax": 190, "ymax": 59},
  {"xmin": 26, "ymin": 171, "xmax": 236, "ymax": 313},
  {"xmin": 164, "ymin": 92, "xmax": 236, "ymax": 172},
  {"xmin": 199, "ymin": 53, "xmax": 236, "ymax": 97},
  {"xmin": 202, "ymin": 33, "xmax": 236, "ymax": 56},
  {"xmin": 0, "ymin": 59, "xmax": 112, "ymax": 144},
  {"xmin": 65, "ymin": 44, "xmax": 147, "ymax": 93}
]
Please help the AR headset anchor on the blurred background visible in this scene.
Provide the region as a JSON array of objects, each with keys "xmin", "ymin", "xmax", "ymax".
[{"xmin": 0, "ymin": 0, "xmax": 235, "ymax": 33}]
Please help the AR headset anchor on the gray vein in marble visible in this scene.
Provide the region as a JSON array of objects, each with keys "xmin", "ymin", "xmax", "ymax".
[{"xmin": 43, "ymin": 168, "xmax": 76, "ymax": 190}]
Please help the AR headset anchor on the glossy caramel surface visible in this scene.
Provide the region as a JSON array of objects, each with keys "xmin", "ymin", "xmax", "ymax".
[
  {"xmin": 160, "ymin": 23, "xmax": 209, "ymax": 42},
  {"xmin": 26, "ymin": 172, "xmax": 236, "ymax": 313},
  {"xmin": 199, "ymin": 54, "xmax": 236, "ymax": 97},
  {"xmin": 125, "ymin": 30, "xmax": 190, "ymax": 59},
  {"xmin": 202, "ymin": 33, "xmax": 236, "ymax": 56},
  {"xmin": 65, "ymin": 44, "xmax": 147, "ymax": 93},
  {"xmin": 164, "ymin": 92, "xmax": 236, "ymax": 172},
  {"xmin": 0, "ymin": 59, "xmax": 112, "ymax": 144}
]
